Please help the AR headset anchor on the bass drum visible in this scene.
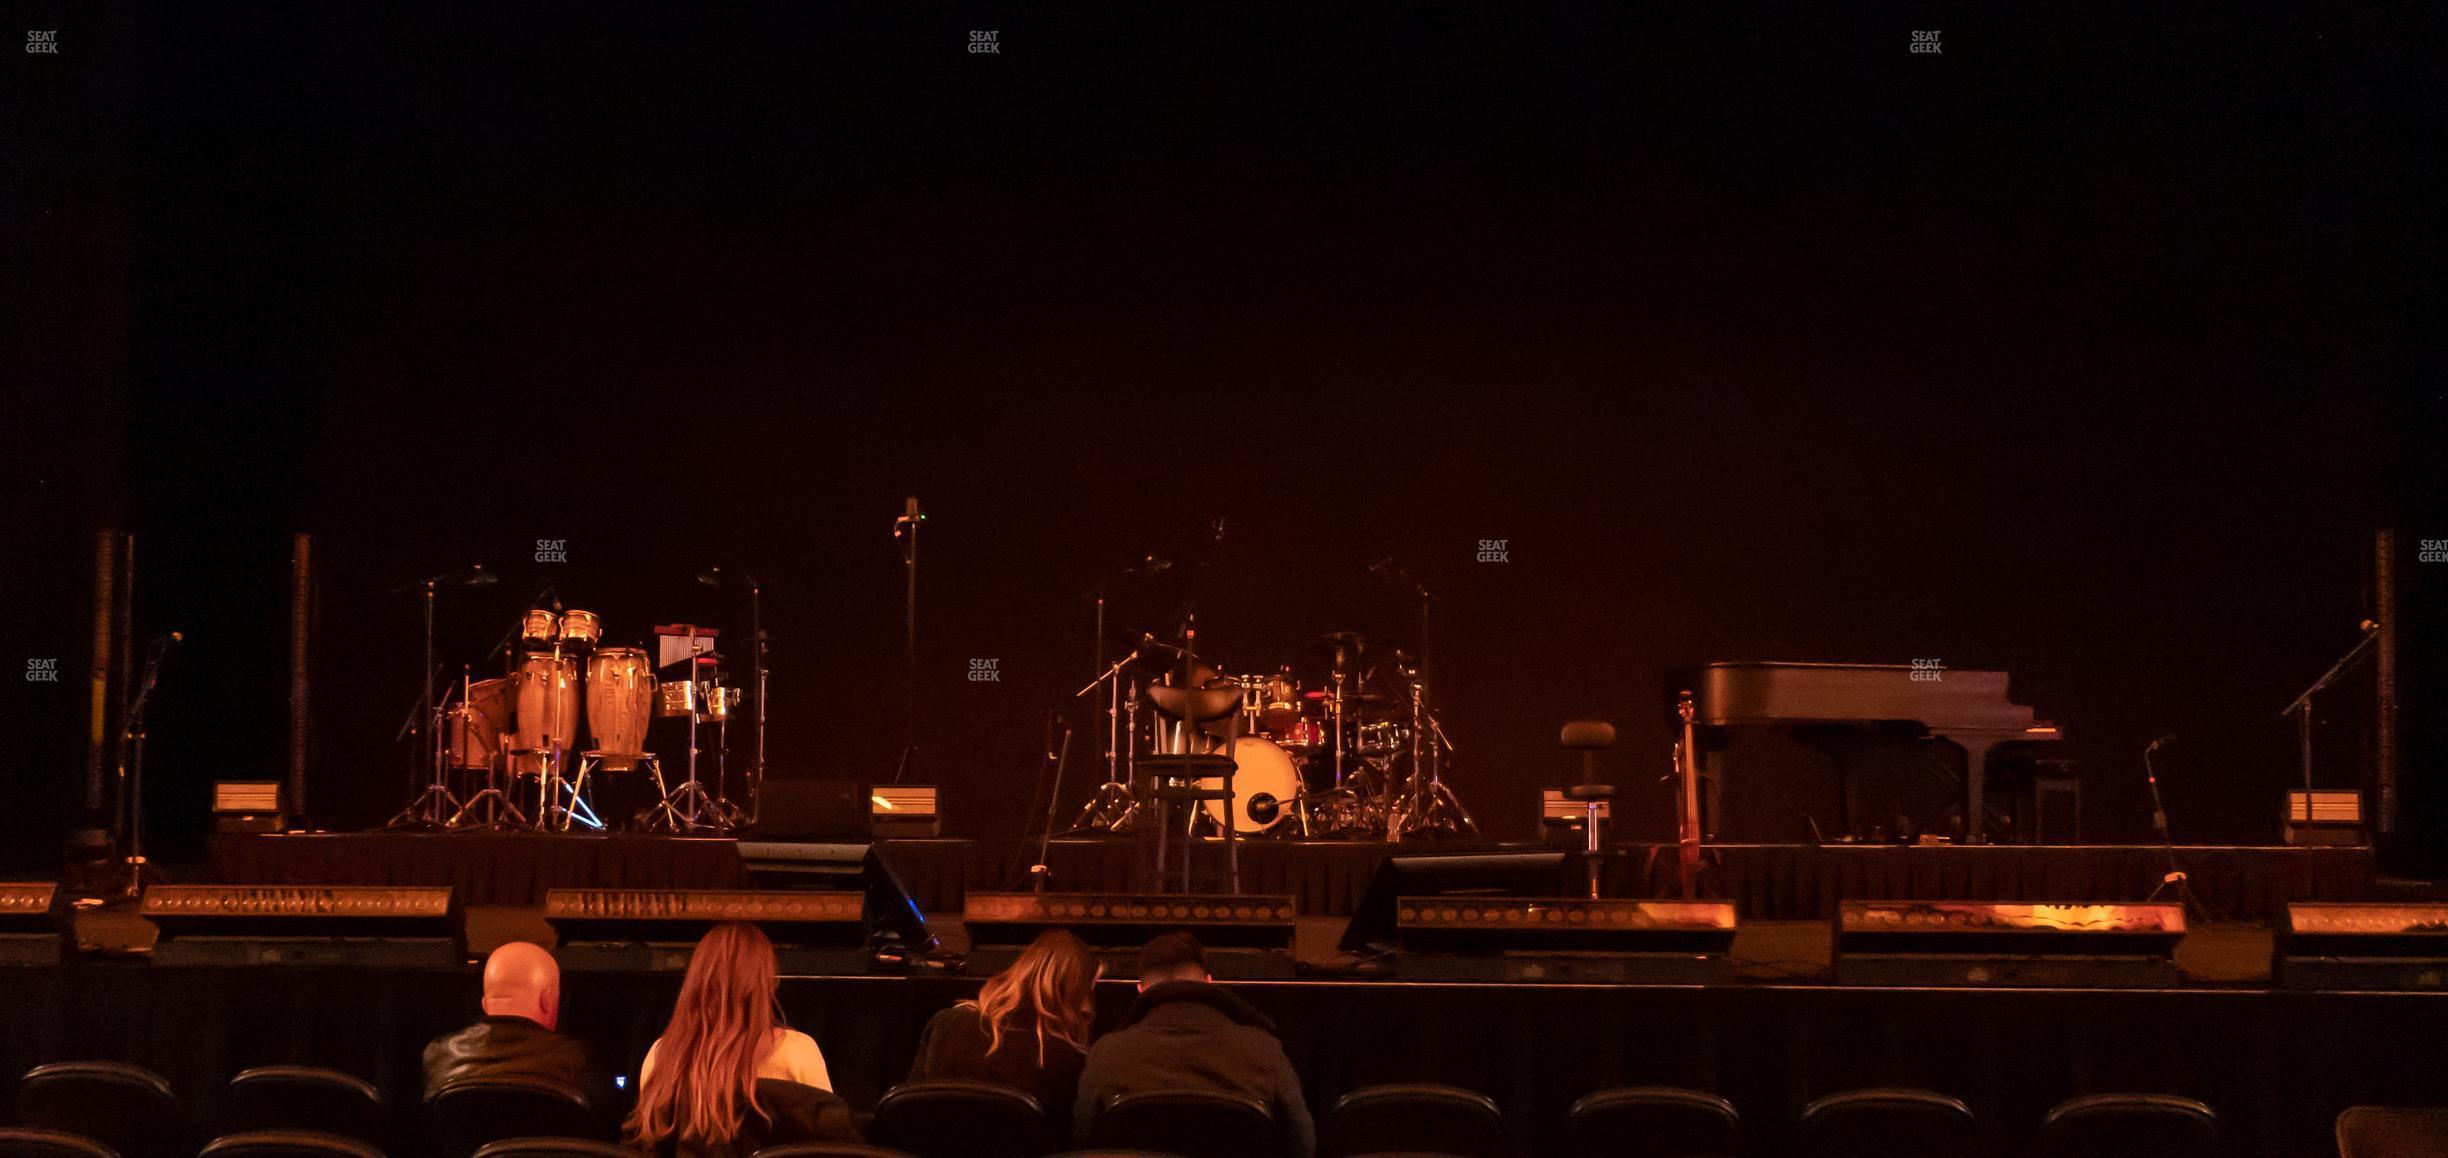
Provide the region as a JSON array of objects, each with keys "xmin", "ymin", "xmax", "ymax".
[{"xmin": 1200, "ymin": 736, "xmax": 1302, "ymax": 835}]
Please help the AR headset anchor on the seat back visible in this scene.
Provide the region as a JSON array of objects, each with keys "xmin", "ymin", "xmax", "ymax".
[
  {"xmin": 426, "ymin": 1077, "xmax": 603, "ymax": 1158},
  {"xmin": 2038, "ymin": 1094, "xmax": 2216, "ymax": 1158},
  {"xmin": 0, "ymin": 1128, "xmax": 121, "ymax": 1158},
  {"xmin": 1324, "ymin": 1084, "xmax": 1507, "ymax": 1158},
  {"xmin": 226, "ymin": 1067, "xmax": 387, "ymax": 1144},
  {"xmin": 471, "ymin": 1141, "xmax": 639, "ymax": 1158},
  {"xmin": 747, "ymin": 1147, "xmax": 919, "ymax": 1158},
  {"xmin": 2338, "ymin": 1106, "xmax": 2448, "ymax": 1158},
  {"xmin": 17, "ymin": 1062, "xmax": 197, "ymax": 1158},
  {"xmin": 1564, "ymin": 1087, "xmax": 1741, "ymax": 1158},
  {"xmin": 1795, "ymin": 1088, "xmax": 1980, "ymax": 1158},
  {"xmin": 198, "ymin": 1131, "xmax": 387, "ymax": 1158},
  {"xmin": 870, "ymin": 1080, "xmax": 1055, "ymax": 1158},
  {"xmin": 1093, "ymin": 1090, "xmax": 1281, "ymax": 1158}
]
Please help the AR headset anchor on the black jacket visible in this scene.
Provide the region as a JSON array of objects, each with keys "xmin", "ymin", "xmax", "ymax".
[
  {"xmin": 1073, "ymin": 982, "xmax": 1314, "ymax": 1157},
  {"xmin": 908, "ymin": 1003, "xmax": 1086, "ymax": 1125},
  {"xmin": 422, "ymin": 1015, "xmax": 610, "ymax": 1110}
]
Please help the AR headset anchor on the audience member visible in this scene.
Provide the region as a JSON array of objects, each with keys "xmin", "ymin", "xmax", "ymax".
[
  {"xmin": 423, "ymin": 941, "xmax": 613, "ymax": 1113},
  {"xmin": 1073, "ymin": 932, "xmax": 1314, "ymax": 1156},
  {"xmin": 908, "ymin": 928, "xmax": 1100, "ymax": 1118},
  {"xmin": 626, "ymin": 922, "xmax": 857, "ymax": 1156}
]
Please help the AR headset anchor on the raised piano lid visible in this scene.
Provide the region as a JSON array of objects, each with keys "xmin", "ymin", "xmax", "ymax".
[{"xmin": 1684, "ymin": 660, "xmax": 2045, "ymax": 732}]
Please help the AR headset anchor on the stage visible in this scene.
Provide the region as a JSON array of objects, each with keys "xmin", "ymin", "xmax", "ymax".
[
  {"xmin": 210, "ymin": 831, "xmax": 2403, "ymax": 920},
  {"xmin": 4, "ymin": 958, "xmax": 2443, "ymax": 1158}
]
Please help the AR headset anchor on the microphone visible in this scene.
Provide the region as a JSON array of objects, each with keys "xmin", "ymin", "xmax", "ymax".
[
  {"xmin": 2148, "ymin": 733, "xmax": 2177, "ymax": 750},
  {"xmin": 1136, "ymin": 632, "xmax": 1189, "ymax": 657},
  {"xmin": 894, "ymin": 495, "xmax": 925, "ymax": 537},
  {"xmin": 698, "ymin": 567, "xmax": 723, "ymax": 588},
  {"xmin": 159, "ymin": 630, "xmax": 185, "ymax": 646},
  {"xmin": 464, "ymin": 565, "xmax": 497, "ymax": 587},
  {"xmin": 1136, "ymin": 554, "xmax": 1173, "ymax": 577}
]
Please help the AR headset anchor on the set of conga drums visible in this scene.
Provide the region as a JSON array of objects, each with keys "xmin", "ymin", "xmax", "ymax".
[{"xmin": 440, "ymin": 608, "xmax": 674, "ymax": 827}]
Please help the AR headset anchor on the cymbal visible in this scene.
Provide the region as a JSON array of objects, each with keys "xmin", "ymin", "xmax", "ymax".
[
  {"xmin": 1303, "ymin": 689, "xmax": 1399, "ymax": 706},
  {"xmin": 1312, "ymin": 630, "xmax": 1369, "ymax": 653}
]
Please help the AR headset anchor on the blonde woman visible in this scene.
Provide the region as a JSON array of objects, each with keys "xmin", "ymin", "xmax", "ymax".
[{"xmin": 908, "ymin": 928, "xmax": 1101, "ymax": 1122}]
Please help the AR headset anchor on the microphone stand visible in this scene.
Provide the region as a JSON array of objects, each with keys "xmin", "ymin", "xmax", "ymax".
[
  {"xmin": 2143, "ymin": 739, "xmax": 2218, "ymax": 918},
  {"xmin": 2279, "ymin": 622, "xmax": 2379, "ymax": 803},
  {"xmin": 749, "ymin": 573, "xmax": 768, "ymax": 826},
  {"xmin": 892, "ymin": 497, "xmax": 924, "ymax": 784},
  {"xmin": 116, "ymin": 634, "xmax": 179, "ymax": 901}
]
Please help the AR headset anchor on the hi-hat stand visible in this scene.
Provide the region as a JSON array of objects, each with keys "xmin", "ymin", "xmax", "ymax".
[
  {"xmin": 389, "ymin": 574, "xmax": 461, "ymax": 829},
  {"xmin": 1377, "ymin": 562, "xmax": 1478, "ymax": 839}
]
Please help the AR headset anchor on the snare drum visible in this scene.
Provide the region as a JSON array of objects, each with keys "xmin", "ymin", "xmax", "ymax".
[
  {"xmin": 520, "ymin": 609, "xmax": 560, "ymax": 646},
  {"xmin": 1353, "ymin": 721, "xmax": 1409, "ymax": 757},
  {"xmin": 558, "ymin": 609, "xmax": 602, "ymax": 647}
]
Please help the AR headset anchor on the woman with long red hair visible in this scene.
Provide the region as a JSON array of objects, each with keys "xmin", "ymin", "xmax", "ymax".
[
  {"xmin": 907, "ymin": 928, "xmax": 1102, "ymax": 1121},
  {"xmin": 626, "ymin": 922, "xmax": 847, "ymax": 1155}
]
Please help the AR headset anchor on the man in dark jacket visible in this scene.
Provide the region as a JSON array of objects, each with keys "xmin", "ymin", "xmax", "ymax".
[
  {"xmin": 422, "ymin": 941, "xmax": 612, "ymax": 1113},
  {"xmin": 1073, "ymin": 933, "xmax": 1314, "ymax": 1156}
]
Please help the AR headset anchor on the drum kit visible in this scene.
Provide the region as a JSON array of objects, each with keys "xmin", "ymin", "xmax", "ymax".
[
  {"xmin": 394, "ymin": 606, "xmax": 755, "ymax": 834},
  {"xmin": 1073, "ymin": 628, "xmax": 1478, "ymax": 842}
]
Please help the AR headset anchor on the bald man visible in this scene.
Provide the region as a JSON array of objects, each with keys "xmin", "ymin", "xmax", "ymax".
[{"xmin": 423, "ymin": 942, "xmax": 609, "ymax": 1109}]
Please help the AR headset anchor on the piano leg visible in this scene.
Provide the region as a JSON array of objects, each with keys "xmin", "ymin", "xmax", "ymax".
[{"xmin": 1960, "ymin": 738, "xmax": 1997, "ymax": 844}]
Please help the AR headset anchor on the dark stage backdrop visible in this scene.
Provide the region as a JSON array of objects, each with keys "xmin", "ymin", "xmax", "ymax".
[{"xmin": 6, "ymin": 4, "xmax": 2437, "ymax": 870}]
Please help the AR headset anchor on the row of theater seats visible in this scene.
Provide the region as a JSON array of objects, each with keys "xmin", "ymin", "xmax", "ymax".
[{"xmin": 2, "ymin": 1058, "xmax": 2435, "ymax": 1157}]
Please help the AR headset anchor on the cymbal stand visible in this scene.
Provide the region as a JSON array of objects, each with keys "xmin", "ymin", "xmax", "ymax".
[
  {"xmin": 1069, "ymin": 649, "xmax": 1142, "ymax": 833},
  {"xmin": 389, "ymin": 576, "xmax": 461, "ymax": 829},
  {"xmin": 115, "ymin": 631, "xmax": 180, "ymax": 900}
]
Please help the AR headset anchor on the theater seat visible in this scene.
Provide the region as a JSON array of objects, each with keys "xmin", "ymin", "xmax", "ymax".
[
  {"xmin": 1563, "ymin": 1087, "xmax": 1741, "ymax": 1158},
  {"xmin": 870, "ymin": 1079, "xmax": 1056, "ymax": 1158},
  {"xmin": 1323, "ymin": 1084, "xmax": 1507, "ymax": 1158},
  {"xmin": 1794, "ymin": 1088, "xmax": 1981, "ymax": 1158},
  {"xmin": 0, "ymin": 1128, "xmax": 119, "ymax": 1158},
  {"xmin": 226, "ymin": 1067, "xmax": 388, "ymax": 1144},
  {"xmin": 1090, "ymin": 1090, "xmax": 1284, "ymax": 1158},
  {"xmin": 16, "ymin": 1062, "xmax": 198, "ymax": 1158},
  {"xmin": 426, "ymin": 1077, "xmax": 605, "ymax": 1157},
  {"xmin": 2038, "ymin": 1093, "xmax": 2216, "ymax": 1158},
  {"xmin": 199, "ymin": 1132, "xmax": 386, "ymax": 1158},
  {"xmin": 750, "ymin": 1147, "xmax": 918, "ymax": 1158},
  {"xmin": 472, "ymin": 1142, "xmax": 639, "ymax": 1158},
  {"xmin": 2338, "ymin": 1106, "xmax": 2448, "ymax": 1158}
]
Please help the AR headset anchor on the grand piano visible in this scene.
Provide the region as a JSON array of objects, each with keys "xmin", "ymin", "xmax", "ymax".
[{"xmin": 1675, "ymin": 661, "xmax": 2065, "ymax": 844}]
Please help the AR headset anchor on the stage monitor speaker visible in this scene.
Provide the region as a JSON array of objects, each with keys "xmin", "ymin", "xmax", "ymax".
[
  {"xmin": 546, "ymin": 888, "xmax": 891, "ymax": 973},
  {"xmin": 730, "ymin": 840, "xmax": 934, "ymax": 955},
  {"xmin": 1834, "ymin": 899, "xmax": 2185, "ymax": 987},
  {"xmin": 962, "ymin": 892, "xmax": 1297, "ymax": 979},
  {"xmin": 141, "ymin": 885, "xmax": 463, "ymax": 967},
  {"xmin": 0, "ymin": 883, "xmax": 63, "ymax": 965},
  {"xmin": 1340, "ymin": 852, "xmax": 1568, "ymax": 953},
  {"xmin": 2276, "ymin": 902, "xmax": 2448, "ymax": 989},
  {"xmin": 751, "ymin": 779, "xmax": 871, "ymax": 840}
]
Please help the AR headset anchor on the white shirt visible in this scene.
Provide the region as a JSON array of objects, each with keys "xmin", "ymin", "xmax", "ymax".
[{"xmin": 639, "ymin": 1028, "xmax": 831, "ymax": 1092}]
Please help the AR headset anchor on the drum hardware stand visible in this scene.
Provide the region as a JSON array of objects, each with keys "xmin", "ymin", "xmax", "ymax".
[
  {"xmin": 1069, "ymin": 644, "xmax": 1149, "ymax": 833},
  {"xmin": 700, "ymin": 567, "xmax": 771, "ymax": 827},
  {"xmin": 644, "ymin": 659, "xmax": 727, "ymax": 833},
  {"xmin": 114, "ymin": 630, "xmax": 182, "ymax": 900},
  {"xmin": 891, "ymin": 495, "xmax": 925, "ymax": 784},
  {"xmin": 529, "ymin": 630, "xmax": 591, "ymax": 832},
  {"xmin": 449, "ymin": 666, "xmax": 529, "ymax": 830}
]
